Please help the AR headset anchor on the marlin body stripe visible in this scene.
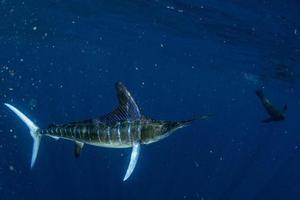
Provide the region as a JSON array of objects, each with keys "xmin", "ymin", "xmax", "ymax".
[{"xmin": 5, "ymin": 82, "xmax": 207, "ymax": 181}]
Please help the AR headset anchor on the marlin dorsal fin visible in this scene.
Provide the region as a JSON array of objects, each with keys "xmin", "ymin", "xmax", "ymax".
[{"xmin": 99, "ymin": 82, "xmax": 141, "ymax": 123}]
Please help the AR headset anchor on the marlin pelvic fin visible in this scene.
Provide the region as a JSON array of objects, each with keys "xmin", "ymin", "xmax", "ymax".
[
  {"xmin": 99, "ymin": 81, "xmax": 141, "ymax": 123},
  {"xmin": 74, "ymin": 141, "xmax": 84, "ymax": 158}
]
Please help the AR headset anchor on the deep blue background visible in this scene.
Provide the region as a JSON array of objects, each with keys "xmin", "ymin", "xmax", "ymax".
[{"xmin": 1, "ymin": 0, "xmax": 300, "ymax": 199}]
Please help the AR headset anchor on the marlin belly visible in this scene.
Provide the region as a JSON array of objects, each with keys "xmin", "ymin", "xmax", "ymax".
[{"xmin": 40, "ymin": 120, "xmax": 141, "ymax": 148}]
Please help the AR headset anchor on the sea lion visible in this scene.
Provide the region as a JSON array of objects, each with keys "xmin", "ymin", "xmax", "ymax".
[{"xmin": 256, "ymin": 89, "xmax": 287, "ymax": 123}]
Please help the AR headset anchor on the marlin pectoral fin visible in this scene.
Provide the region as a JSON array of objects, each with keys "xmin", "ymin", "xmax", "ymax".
[
  {"xmin": 74, "ymin": 141, "xmax": 84, "ymax": 158},
  {"xmin": 123, "ymin": 142, "xmax": 140, "ymax": 181}
]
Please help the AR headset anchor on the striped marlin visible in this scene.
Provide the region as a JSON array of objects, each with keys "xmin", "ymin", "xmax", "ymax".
[{"xmin": 4, "ymin": 81, "xmax": 210, "ymax": 181}]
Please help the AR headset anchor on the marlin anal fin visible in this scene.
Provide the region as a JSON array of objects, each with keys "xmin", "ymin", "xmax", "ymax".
[
  {"xmin": 74, "ymin": 141, "xmax": 84, "ymax": 158},
  {"xmin": 99, "ymin": 81, "xmax": 141, "ymax": 123},
  {"xmin": 123, "ymin": 142, "xmax": 141, "ymax": 181}
]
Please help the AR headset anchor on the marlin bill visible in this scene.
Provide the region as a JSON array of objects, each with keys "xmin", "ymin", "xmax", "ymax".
[{"xmin": 4, "ymin": 81, "xmax": 211, "ymax": 181}]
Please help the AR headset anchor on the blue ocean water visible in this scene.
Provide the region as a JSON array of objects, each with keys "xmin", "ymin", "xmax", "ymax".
[{"xmin": 1, "ymin": 0, "xmax": 300, "ymax": 199}]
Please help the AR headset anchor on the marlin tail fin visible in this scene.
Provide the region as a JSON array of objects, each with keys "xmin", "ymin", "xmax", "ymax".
[{"xmin": 4, "ymin": 103, "xmax": 41, "ymax": 168}]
